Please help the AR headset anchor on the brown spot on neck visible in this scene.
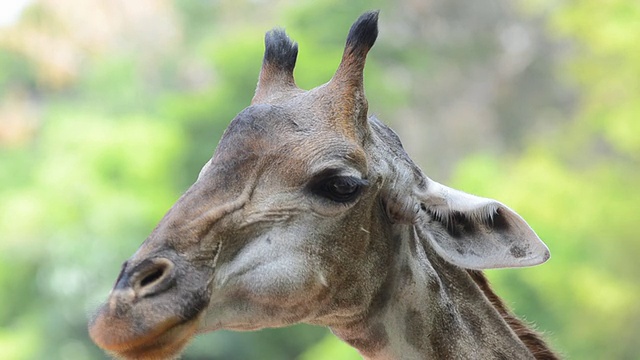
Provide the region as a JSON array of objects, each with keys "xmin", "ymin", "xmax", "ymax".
[
  {"xmin": 404, "ymin": 308, "xmax": 426, "ymax": 350},
  {"xmin": 339, "ymin": 322, "xmax": 389, "ymax": 357}
]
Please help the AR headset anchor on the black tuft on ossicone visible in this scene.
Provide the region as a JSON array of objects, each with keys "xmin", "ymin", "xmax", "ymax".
[
  {"xmin": 345, "ymin": 11, "xmax": 379, "ymax": 53},
  {"xmin": 263, "ymin": 28, "xmax": 298, "ymax": 71}
]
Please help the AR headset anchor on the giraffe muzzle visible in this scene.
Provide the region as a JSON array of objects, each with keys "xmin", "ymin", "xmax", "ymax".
[{"xmin": 89, "ymin": 253, "xmax": 212, "ymax": 359}]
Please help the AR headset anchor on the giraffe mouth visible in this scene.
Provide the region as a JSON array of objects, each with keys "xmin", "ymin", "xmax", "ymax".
[{"xmin": 90, "ymin": 312, "xmax": 202, "ymax": 360}]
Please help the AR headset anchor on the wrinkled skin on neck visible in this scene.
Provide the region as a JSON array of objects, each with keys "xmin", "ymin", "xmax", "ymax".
[{"xmin": 89, "ymin": 12, "xmax": 553, "ymax": 360}]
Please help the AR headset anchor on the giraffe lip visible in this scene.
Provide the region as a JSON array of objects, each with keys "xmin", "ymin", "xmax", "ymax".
[{"xmin": 90, "ymin": 312, "xmax": 202, "ymax": 360}]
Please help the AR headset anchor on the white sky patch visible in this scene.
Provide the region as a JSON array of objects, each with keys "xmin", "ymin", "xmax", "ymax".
[{"xmin": 0, "ymin": 0, "xmax": 34, "ymax": 28}]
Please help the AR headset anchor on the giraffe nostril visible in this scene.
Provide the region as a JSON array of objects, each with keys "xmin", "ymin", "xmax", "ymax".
[
  {"xmin": 139, "ymin": 267, "xmax": 164, "ymax": 288},
  {"xmin": 132, "ymin": 258, "xmax": 175, "ymax": 297}
]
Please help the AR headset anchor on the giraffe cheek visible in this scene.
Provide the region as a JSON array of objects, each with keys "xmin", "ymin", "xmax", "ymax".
[{"xmin": 200, "ymin": 254, "xmax": 328, "ymax": 331}]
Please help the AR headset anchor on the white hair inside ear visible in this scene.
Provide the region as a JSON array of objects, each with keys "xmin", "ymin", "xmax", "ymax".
[{"xmin": 416, "ymin": 180, "xmax": 550, "ymax": 270}]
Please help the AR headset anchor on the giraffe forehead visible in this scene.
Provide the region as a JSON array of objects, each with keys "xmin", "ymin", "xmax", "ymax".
[
  {"xmin": 232, "ymin": 86, "xmax": 364, "ymax": 137},
  {"xmin": 212, "ymin": 103, "xmax": 369, "ymax": 177}
]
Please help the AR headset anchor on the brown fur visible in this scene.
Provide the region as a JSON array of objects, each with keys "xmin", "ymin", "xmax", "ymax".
[{"xmin": 467, "ymin": 270, "xmax": 560, "ymax": 360}]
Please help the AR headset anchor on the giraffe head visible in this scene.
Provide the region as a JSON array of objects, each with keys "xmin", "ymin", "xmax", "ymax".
[{"xmin": 89, "ymin": 12, "xmax": 549, "ymax": 359}]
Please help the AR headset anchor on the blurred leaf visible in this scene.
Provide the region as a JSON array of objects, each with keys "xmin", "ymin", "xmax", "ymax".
[{"xmin": 299, "ymin": 333, "xmax": 360, "ymax": 360}]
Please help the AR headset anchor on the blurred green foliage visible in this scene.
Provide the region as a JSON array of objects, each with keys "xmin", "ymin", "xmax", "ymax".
[{"xmin": 0, "ymin": 0, "xmax": 638, "ymax": 359}]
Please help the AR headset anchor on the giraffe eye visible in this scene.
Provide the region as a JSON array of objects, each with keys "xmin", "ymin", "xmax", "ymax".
[{"xmin": 311, "ymin": 176, "xmax": 368, "ymax": 203}]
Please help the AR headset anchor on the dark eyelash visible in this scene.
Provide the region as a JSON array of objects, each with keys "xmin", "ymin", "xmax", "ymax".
[{"xmin": 308, "ymin": 175, "xmax": 368, "ymax": 203}]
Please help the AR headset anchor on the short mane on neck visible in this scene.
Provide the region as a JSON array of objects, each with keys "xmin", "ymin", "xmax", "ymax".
[{"xmin": 467, "ymin": 270, "xmax": 558, "ymax": 359}]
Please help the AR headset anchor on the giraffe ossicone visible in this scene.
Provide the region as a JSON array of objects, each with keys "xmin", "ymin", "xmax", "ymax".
[{"xmin": 89, "ymin": 11, "xmax": 556, "ymax": 360}]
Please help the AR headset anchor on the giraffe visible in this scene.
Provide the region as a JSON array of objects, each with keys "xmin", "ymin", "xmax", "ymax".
[{"xmin": 89, "ymin": 11, "xmax": 558, "ymax": 360}]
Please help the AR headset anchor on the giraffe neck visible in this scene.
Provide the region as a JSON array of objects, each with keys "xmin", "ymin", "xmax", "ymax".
[{"xmin": 330, "ymin": 225, "xmax": 537, "ymax": 360}]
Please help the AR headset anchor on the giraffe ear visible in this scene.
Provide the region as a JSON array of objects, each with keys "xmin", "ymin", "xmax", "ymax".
[{"xmin": 416, "ymin": 180, "xmax": 550, "ymax": 270}]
